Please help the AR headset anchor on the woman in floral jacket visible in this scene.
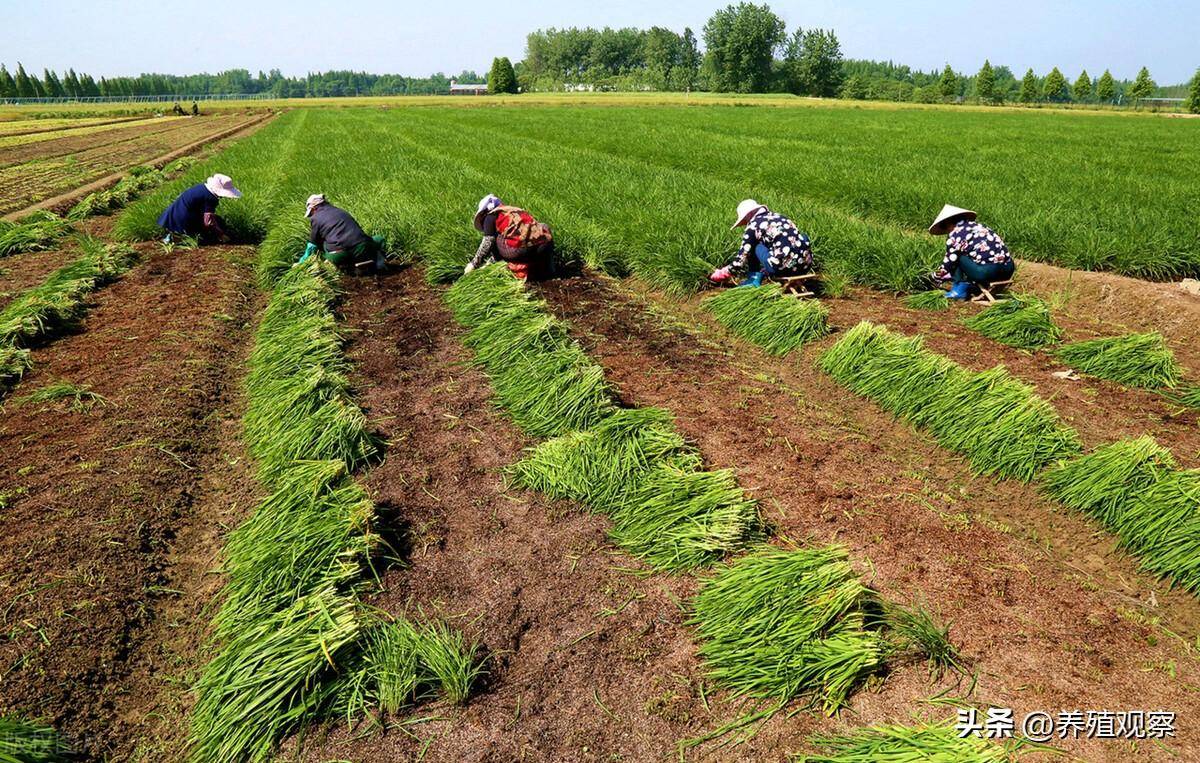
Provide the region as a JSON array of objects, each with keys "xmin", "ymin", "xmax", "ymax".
[
  {"xmin": 710, "ymin": 199, "xmax": 814, "ymax": 287},
  {"xmin": 929, "ymin": 204, "xmax": 1015, "ymax": 300}
]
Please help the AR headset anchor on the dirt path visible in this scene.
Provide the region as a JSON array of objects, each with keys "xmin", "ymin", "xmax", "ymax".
[
  {"xmin": 537, "ymin": 273, "xmax": 1200, "ymax": 762},
  {"xmin": 0, "ymin": 244, "xmax": 260, "ymax": 760}
]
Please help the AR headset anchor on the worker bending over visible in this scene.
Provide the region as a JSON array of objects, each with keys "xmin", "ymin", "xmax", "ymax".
[
  {"xmin": 157, "ymin": 173, "xmax": 240, "ymax": 244},
  {"xmin": 297, "ymin": 194, "xmax": 385, "ymax": 274},
  {"xmin": 929, "ymin": 204, "xmax": 1014, "ymax": 299},
  {"xmin": 710, "ymin": 199, "xmax": 814, "ymax": 287},
  {"xmin": 464, "ymin": 195, "xmax": 555, "ymax": 281}
]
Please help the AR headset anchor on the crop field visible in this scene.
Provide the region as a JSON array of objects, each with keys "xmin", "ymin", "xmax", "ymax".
[
  {"xmin": 1, "ymin": 101, "xmax": 1199, "ymax": 762},
  {"xmin": 0, "ymin": 113, "xmax": 263, "ymax": 217}
]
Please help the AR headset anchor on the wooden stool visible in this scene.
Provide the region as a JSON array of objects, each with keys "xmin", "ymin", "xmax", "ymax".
[
  {"xmin": 775, "ymin": 273, "xmax": 821, "ymax": 298},
  {"xmin": 972, "ymin": 279, "xmax": 1013, "ymax": 304}
]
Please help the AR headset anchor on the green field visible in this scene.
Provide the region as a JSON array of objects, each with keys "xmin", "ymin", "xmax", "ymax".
[{"xmin": 117, "ymin": 104, "xmax": 1200, "ymax": 283}]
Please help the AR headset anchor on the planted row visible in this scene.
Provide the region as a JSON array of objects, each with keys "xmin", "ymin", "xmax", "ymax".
[
  {"xmin": 191, "ymin": 263, "xmax": 478, "ymax": 763},
  {"xmin": 704, "ymin": 284, "xmax": 831, "ymax": 355},
  {"xmin": 820, "ymin": 321, "xmax": 1081, "ymax": 481}
]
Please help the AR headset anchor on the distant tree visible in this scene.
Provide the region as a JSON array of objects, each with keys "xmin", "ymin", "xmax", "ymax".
[
  {"xmin": 1043, "ymin": 67, "xmax": 1069, "ymax": 102},
  {"xmin": 42, "ymin": 68, "xmax": 64, "ymax": 98},
  {"xmin": 79, "ymin": 73, "xmax": 101, "ymax": 97},
  {"xmin": 63, "ymin": 68, "xmax": 81, "ymax": 97},
  {"xmin": 1072, "ymin": 70, "xmax": 1092, "ymax": 102},
  {"xmin": 0, "ymin": 65, "xmax": 14, "ymax": 98},
  {"xmin": 678, "ymin": 27, "xmax": 701, "ymax": 90},
  {"xmin": 488, "ymin": 57, "xmax": 519, "ymax": 94},
  {"xmin": 14, "ymin": 63, "xmax": 36, "ymax": 98},
  {"xmin": 1096, "ymin": 69, "xmax": 1116, "ymax": 103},
  {"xmin": 702, "ymin": 3, "xmax": 787, "ymax": 93},
  {"xmin": 975, "ymin": 59, "xmax": 996, "ymax": 103},
  {"xmin": 1019, "ymin": 68, "xmax": 1039, "ymax": 103},
  {"xmin": 789, "ymin": 28, "xmax": 843, "ymax": 97},
  {"xmin": 1187, "ymin": 68, "xmax": 1200, "ymax": 114},
  {"xmin": 1129, "ymin": 66, "xmax": 1155, "ymax": 102},
  {"xmin": 839, "ymin": 74, "xmax": 867, "ymax": 100},
  {"xmin": 937, "ymin": 63, "xmax": 958, "ymax": 100}
]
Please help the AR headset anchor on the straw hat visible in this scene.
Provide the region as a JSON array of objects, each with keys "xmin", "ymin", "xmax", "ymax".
[
  {"xmin": 474, "ymin": 194, "xmax": 503, "ymax": 231},
  {"xmin": 305, "ymin": 193, "xmax": 326, "ymax": 217},
  {"xmin": 204, "ymin": 174, "xmax": 242, "ymax": 199},
  {"xmin": 929, "ymin": 204, "xmax": 976, "ymax": 235},
  {"xmin": 732, "ymin": 199, "xmax": 767, "ymax": 229}
]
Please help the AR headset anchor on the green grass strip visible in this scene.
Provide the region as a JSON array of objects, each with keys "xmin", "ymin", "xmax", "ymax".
[
  {"xmin": 690, "ymin": 546, "xmax": 884, "ymax": 713},
  {"xmin": 1054, "ymin": 332, "xmax": 1182, "ymax": 389},
  {"xmin": 0, "ymin": 211, "xmax": 73, "ymax": 258},
  {"xmin": 962, "ymin": 294, "xmax": 1062, "ymax": 350},
  {"xmin": 820, "ymin": 321, "xmax": 1080, "ymax": 481},
  {"xmin": 0, "ymin": 715, "xmax": 72, "ymax": 762},
  {"xmin": 704, "ymin": 285, "xmax": 831, "ymax": 355},
  {"xmin": 902, "ymin": 290, "xmax": 950, "ymax": 311},
  {"xmin": 1175, "ymin": 385, "xmax": 1200, "ymax": 409},
  {"xmin": 1041, "ymin": 436, "xmax": 1177, "ymax": 527},
  {"xmin": 795, "ymin": 720, "xmax": 1025, "ymax": 762}
]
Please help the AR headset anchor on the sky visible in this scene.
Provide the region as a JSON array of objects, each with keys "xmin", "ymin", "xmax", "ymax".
[{"xmin": 3, "ymin": 0, "xmax": 1197, "ymax": 84}]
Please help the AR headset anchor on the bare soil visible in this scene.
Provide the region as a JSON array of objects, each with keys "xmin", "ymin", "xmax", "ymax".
[
  {"xmin": 532, "ymin": 272, "xmax": 1200, "ymax": 762},
  {"xmin": 0, "ymin": 243, "xmax": 261, "ymax": 761}
]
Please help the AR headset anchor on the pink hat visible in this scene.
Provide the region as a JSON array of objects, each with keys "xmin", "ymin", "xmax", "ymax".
[
  {"xmin": 205, "ymin": 174, "xmax": 242, "ymax": 199},
  {"xmin": 732, "ymin": 199, "xmax": 767, "ymax": 229}
]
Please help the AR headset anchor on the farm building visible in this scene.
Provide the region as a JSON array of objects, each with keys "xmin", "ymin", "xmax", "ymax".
[{"xmin": 449, "ymin": 80, "xmax": 488, "ymax": 95}]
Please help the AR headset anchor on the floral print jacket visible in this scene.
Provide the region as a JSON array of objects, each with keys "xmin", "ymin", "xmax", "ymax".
[
  {"xmin": 933, "ymin": 220, "xmax": 1012, "ymax": 281},
  {"xmin": 730, "ymin": 210, "xmax": 813, "ymax": 275}
]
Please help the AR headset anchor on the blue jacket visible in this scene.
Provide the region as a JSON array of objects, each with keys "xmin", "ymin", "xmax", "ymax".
[{"xmin": 157, "ymin": 183, "xmax": 219, "ymax": 235}]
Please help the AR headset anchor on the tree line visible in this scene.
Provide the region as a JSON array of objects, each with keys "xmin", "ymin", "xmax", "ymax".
[{"xmin": 0, "ymin": 63, "xmax": 485, "ymax": 100}]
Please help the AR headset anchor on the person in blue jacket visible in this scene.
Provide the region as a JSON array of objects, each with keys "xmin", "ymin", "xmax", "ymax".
[{"xmin": 157, "ymin": 174, "xmax": 241, "ymax": 243}]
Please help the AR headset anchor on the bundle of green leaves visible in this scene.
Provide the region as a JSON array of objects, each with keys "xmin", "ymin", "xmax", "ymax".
[
  {"xmin": 0, "ymin": 211, "xmax": 72, "ymax": 258},
  {"xmin": 1054, "ymin": 332, "xmax": 1182, "ymax": 388},
  {"xmin": 704, "ymin": 284, "xmax": 831, "ymax": 355},
  {"xmin": 962, "ymin": 294, "xmax": 1062, "ymax": 350},
  {"xmin": 0, "ymin": 715, "xmax": 71, "ymax": 762},
  {"xmin": 796, "ymin": 720, "xmax": 1026, "ymax": 762},
  {"xmin": 903, "ymin": 290, "xmax": 950, "ymax": 311}
]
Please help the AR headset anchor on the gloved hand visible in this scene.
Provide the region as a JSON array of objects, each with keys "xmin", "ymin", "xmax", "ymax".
[
  {"xmin": 709, "ymin": 266, "xmax": 733, "ymax": 283},
  {"xmin": 464, "ymin": 262, "xmax": 477, "ymax": 275},
  {"xmin": 297, "ymin": 242, "xmax": 319, "ymax": 265}
]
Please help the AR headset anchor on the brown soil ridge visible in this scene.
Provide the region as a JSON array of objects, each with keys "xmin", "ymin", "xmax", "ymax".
[
  {"xmin": 0, "ymin": 244, "xmax": 261, "ymax": 760},
  {"xmin": 534, "ymin": 273, "xmax": 1200, "ymax": 762}
]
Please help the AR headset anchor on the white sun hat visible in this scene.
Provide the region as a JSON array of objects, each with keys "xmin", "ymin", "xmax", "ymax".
[
  {"xmin": 732, "ymin": 199, "xmax": 767, "ymax": 229},
  {"xmin": 205, "ymin": 173, "xmax": 242, "ymax": 199},
  {"xmin": 929, "ymin": 204, "xmax": 977, "ymax": 235},
  {"xmin": 305, "ymin": 193, "xmax": 326, "ymax": 217},
  {"xmin": 474, "ymin": 194, "xmax": 503, "ymax": 231}
]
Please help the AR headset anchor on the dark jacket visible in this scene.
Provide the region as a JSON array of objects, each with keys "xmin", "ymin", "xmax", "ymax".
[
  {"xmin": 158, "ymin": 183, "xmax": 218, "ymax": 235},
  {"xmin": 308, "ymin": 203, "xmax": 370, "ymax": 253}
]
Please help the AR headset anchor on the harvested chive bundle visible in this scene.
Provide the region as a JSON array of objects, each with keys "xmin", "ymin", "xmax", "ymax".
[
  {"xmin": 704, "ymin": 284, "xmax": 831, "ymax": 355},
  {"xmin": 820, "ymin": 321, "xmax": 1080, "ymax": 481},
  {"xmin": 0, "ymin": 715, "xmax": 72, "ymax": 762},
  {"xmin": 903, "ymin": 290, "xmax": 950, "ymax": 311},
  {"xmin": 690, "ymin": 546, "xmax": 884, "ymax": 713},
  {"xmin": 796, "ymin": 720, "xmax": 1023, "ymax": 762},
  {"xmin": 962, "ymin": 293, "xmax": 1061, "ymax": 350},
  {"xmin": 1054, "ymin": 332, "xmax": 1182, "ymax": 389}
]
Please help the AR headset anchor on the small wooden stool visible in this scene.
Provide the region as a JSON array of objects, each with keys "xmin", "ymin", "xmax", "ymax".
[
  {"xmin": 775, "ymin": 273, "xmax": 821, "ymax": 298},
  {"xmin": 972, "ymin": 279, "xmax": 1012, "ymax": 304}
]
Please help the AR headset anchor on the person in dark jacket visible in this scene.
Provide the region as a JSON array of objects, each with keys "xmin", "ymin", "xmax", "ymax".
[
  {"xmin": 928, "ymin": 204, "xmax": 1015, "ymax": 300},
  {"xmin": 710, "ymin": 199, "xmax": 814, "ymax": 287},
  {"xmin": 464, "ymin": 194, "xmax": 555, "ymax": 281},
  {"xmin": 157, "ymin": 173, "xmax": 240, "ymax": 243},
  {"xmin": 297, "ymin": 194, "xmax": 385, "ymax": 273}
]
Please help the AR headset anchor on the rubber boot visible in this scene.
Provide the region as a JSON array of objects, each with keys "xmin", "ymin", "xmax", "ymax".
[
  {"xmin": 738, "ymin": 271, "xmax": 764, "ymax": 288},
  {"xmin": 946, "ymin": 281, "xmax": 972, "ymax": 300}
]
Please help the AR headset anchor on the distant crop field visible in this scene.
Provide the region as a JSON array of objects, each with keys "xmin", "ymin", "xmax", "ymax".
[{"xmin": 120, "ymin": 104, "xmax": 1200, "ymax": 283}]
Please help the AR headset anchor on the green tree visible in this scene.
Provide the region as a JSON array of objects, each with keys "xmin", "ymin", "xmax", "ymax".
[
  {"xmin": 1187, "ymin": 68, "xmax": 1200, "ymax": 114},
  {"xmin": 788, "ymin": 27, "xmax": 843, "ymax": 97},
  {"xmin": 0, "ymin": 65, "xmax": 15, "ymax": 98},
  {"xmin": 975, "ymin": 59, "xmax": 996, "ymax": 103},
  {"xmin": 839, "ymin": 74, "xmax": 867, "ymax": 99},
  {"xmin": 1129, "ymin": 66, "xmax": 1155, "ymax": 101},
  {"xmin": 937, "ymin": 63, "xmax": 958, "ymax": 100},
  {"xmin": 42, "ymin": 68, "xmax": 64, "ymax": 98},
  {"xmin": 1019, "ymin": 68, "xmax": 1039, "ymax": 103},
  {"xmin": 1096, "ymin": 69, "xmax": 1116, "ymax": 103},
  {"xmin": 1072, "ymin": 70, "xmax": 1092, "ymax": 102},
  {"xmin": 1043, "ymin": 67, "xmax": 1069, "ymax": 101},
  {"xmin": 488, "ymin": 57, "xmax": 518, "ymax": 94},
  {"xmin": 678, "ymin": 27, "xmax": 701, "ymax": 90},
  {"xmin": 702, "ymin": 3, "xmax": 787, "ymax": 93},
  {"xmin": 14, "ymin": 63, "xmax": 36, "ymax": 98}
]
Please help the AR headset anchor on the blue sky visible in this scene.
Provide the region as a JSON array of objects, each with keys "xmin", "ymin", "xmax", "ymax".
[{"xmin": 3, "ymin": 0, "xmax": 1196, "ymax": 83}]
